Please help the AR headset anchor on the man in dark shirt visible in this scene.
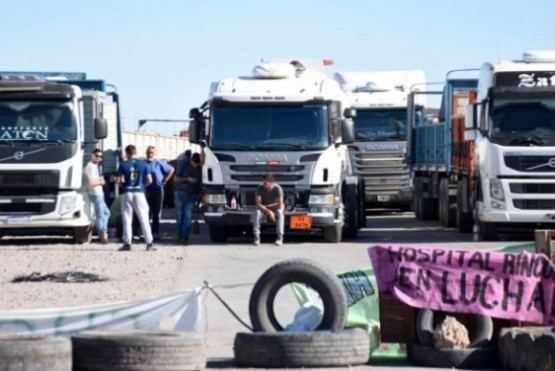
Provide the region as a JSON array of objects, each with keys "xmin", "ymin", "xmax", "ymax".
[
  {"xmin": 253, "ymin": 174, "xmax": 284, "ymax": 246},
  {"xmin": 174, "ymin": 145, "xmax": 205, "ymax": 244},
  {"xmin": 116, "ymin": 144, "xmax": 155, "ymax": 251}
]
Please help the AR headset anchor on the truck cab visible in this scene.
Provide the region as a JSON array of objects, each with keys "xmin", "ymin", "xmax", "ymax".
[{"xmin": 188, "ymin": 59, "xmax": 363, "ymax": 242}]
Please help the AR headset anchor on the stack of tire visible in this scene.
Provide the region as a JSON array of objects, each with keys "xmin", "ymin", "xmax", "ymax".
[
  {"xmin": 0, "ymin": 334, "xmax": 72, "ymax": 371},
  {"xmin": 234, "ymin": 259, "xmax": 370, "ymax": 368},
  {"xmin": 412, "ymin": 308, "xmax": 499, "ymax": 369}
]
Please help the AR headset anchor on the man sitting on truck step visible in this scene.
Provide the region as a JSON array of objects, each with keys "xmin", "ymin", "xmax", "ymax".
[{"xmin": 253, "ymin": 174, "xmax": 284, "ymax": 246}]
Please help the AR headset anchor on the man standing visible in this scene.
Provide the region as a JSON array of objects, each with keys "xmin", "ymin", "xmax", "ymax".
[
  {"xmin": 174, "ymin": 145, "xmax": 205, "ymax": 244},
  {"xmin": 253, "ymin": 174, "xmax": 284, "ymax": 246},
  {"xmin": 116, "ymin": 144, "xmax": 155, "ymax": 251},
  {"xmin": 145, "ymin": 146, "xmax": 175, "ymax": 241},
  {"xmin": 84, "ymin": 148, "xmax": 110, "ymax": 244}
]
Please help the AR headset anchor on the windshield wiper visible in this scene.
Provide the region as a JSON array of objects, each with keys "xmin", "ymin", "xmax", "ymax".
[
  {"xmin": 214, "ymin": 144, "xmax": 254, "ymax": 150},
  {"xmin": 263, "ymin": 142, "xmax": 307, "ymax": 150},
  {"xmin": 509, "ymin": 135, "xmax": 545, "ymax": 146},
  {"xmin": 355, "ymin": 133, "xmax": 374, "ymax": 141}
]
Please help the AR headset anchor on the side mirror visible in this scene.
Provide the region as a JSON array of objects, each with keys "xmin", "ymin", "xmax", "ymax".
[
  {"xmin": 189, "ymin": 108, "xmax": 201, "ymax": 120},
  {"xmin": 188, "ymin": 119, "xmax": 199, "ymax": 144},
  {"xmin": 94, "ymin": 118, "xmax": 108, "ymax": 140},
  {"xmin": 464, "ymin": 104, "xmax": 476, "ymax": 129},
  {"xmin": 343, "ymin": 108, "xmax": 357, "ymax": 119},
  {"xmin": 341, "ymin": 119, "xmax": 355, "ymax": 144}
]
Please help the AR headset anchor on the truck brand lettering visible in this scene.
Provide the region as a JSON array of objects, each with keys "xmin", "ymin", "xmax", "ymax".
[
  {"xmin": 495, "ymin": 71, "xmax": 555, "ymax": 88},
  {"xmin": 518, "ymin": 73, "xmax": 555, "ymax": 88},
  {"xmin": 0, "ymin": 127, "xmax": 48, "ymax": 140},
  {"xmin": 246, "ymin": 154, "xmax": 288, "ymax": 162},
  {"xmin": 365, "ymin": 143, "xmax": 401, "ymax": 151}
]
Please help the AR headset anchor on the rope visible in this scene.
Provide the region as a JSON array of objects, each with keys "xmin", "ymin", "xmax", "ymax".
[{"xmin": 202, "ymin": 280, "xmax": 253, "ymax": 331}]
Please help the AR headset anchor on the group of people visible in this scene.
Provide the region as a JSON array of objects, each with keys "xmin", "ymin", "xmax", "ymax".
[
  {"xmin": 86, "ymin": 141, "xmax": 286, "ymax": 249},
  {"xmin": 84, "ymin": 144, "xmax": 205, "ymax": 251}
]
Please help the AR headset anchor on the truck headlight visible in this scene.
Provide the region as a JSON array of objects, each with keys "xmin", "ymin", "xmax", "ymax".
[
  {"xmin": 60, "ymin": 195, "xmax": 77, "ymax": 215},
  {"xmin": 205, "ymin": 194, "xmax": 226, "ymax": 204},
  {"xmin": 489, "ymin": 179, "xmax": 505, "ymax": 209},
  {"xmin": 309, "ymin": 194, "xmax": 335, "ymax": 205}
]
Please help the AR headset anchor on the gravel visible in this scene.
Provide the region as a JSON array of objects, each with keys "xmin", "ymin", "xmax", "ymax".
[{"xmin": 0, "ymin": 241, "xmax": 185, "ymax": 310}]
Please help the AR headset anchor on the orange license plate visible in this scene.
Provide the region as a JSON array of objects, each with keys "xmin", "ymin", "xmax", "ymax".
[{"xmin": 290, "ymin": 215, "xmax": 312, "ymax": 229}]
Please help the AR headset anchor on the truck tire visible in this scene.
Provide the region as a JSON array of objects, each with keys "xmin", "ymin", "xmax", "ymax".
[
  {"xmin": 0, "ymin": 334, "xmax": 72, "ymax": 371},
  {"xmin": 249, "ymin": 259, "xmax": 347, "ymax": 332},
  {"xmin": 411, "ymin": 344, "xmax": 499, "ymax": 369},
  {"xmin": 234, "ymin": 328, "xmax": 370, "ymax": 368},
  {"xmin": 416, "ymin": 309, "xmax": 493, "ymax": 348},
  {"xmin": 72, "ymin": 329, "xmax": 206, "ymax": 371},
  {"xmin": 456, "ymin": 180, "xmax": 473, "ymax": 233},
  {"xmin": 416, "ymin": 177, "xmax": 436, "ymax": 220},
  {"xmin": 478, "ymin": 221, "xmax": 497, "ymax": 241},
  {"xmin": 323, "ymin": 224, "xmax": 342, "ymax": 243},
  {"xmin": 439, "ymin": 178, "xmax": 456, "ymax": 227},
  {"xmin": 74, "ymin": 225, "xmax": 92, "ymax": 244},
  {"xmin": 208, "ymin": 225, "xmax": 228, "ymax": 243},
  {"xmin": 357, "ymin": 180, "xmax": 366, "ymax": 229},
  {"xmin": 343, "ymin": 184, "xmax": 358, "ymax": 239},
  {"xmin": 498, "ymin": 327, "xmax": 555, "ymax": 371}
]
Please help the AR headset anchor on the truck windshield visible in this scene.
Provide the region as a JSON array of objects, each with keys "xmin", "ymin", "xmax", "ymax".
[
  {"xmin": 490, "ymin": 98, "xmax": 555, "ymax": 146},
  {"xmin": 354, "ymin": 108, "xmax": 407, "ymax": 141},
  {"xmin": 0, "ymin": 100, "xmax": 76, "ymax": 141},
  {"xmin": 210, "ymin": 104, "xmax": 329, "ymax": 151}
]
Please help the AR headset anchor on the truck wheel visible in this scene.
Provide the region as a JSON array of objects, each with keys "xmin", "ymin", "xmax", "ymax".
[
  {"xmin": 249, "ymin": 259, "xmax": 347, "ymax": 332},
  {"xmin": 421, "ymin": 196, "xmax": 436, "ymax": 220},
  {"xmin": 498, "ymin": 327, "xmax": 555, "ymax": 371},
  {"xmin": 439, "ymin": 178, "xmax": 456, "ymax": 227},
  {"xmin": 342, "ymin": 185, "xmax": 358, "ymax": 239},
  {"xmin": 209, "ymin": 225, "xmax": 228, "ymax": 243},
  {"xmin": 357, "ymin": 180, "xmax": 366, "ymax": 229},
  {"xmin": 414, "ymin": 177, "xmax": 422, "ymax": 219},
  {"xmin": 72, "ymin": 329, "xmax": 206, "ymax": 371},
  {"xmin": 0, "ymin": 334, "xmax": 72, "ymax": 371},
  {"xmin": 234, "ymin": 329, "xmax": 369, "ymax": 368},
  {"xmin": 478, "ymin": 222, "xmax": 497, "ymax": 241},
  {"xmin": 456, "ymin": 180, "xmax": 473, "ymax": 233},
  {"xmin": 73, "ymin": 225, "xmax": 92, "ymax": 244},
  {"xmin": 323, "ymin": 224, "xmax": 342, "ymax": 243}
]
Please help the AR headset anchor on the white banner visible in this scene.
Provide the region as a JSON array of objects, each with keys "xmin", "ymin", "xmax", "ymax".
[{"xmin": 0, "ymin": 288, "xmax": 202, "ymax": 336}]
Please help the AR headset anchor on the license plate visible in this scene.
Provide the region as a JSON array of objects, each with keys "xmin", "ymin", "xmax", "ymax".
[
  {"xmin": 7, "ymin": 216, "xmax": 30, "ymax": 225},
  {"xmin": 377, "ymin": 195, "xmax": 390, "ymax": 202},
  {"xmin": 290, "ymin": 215, "xmax": 312, "ymax": 229}
]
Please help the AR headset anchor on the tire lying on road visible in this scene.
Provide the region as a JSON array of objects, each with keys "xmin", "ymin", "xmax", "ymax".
[
  {"xmin": 249, "ymin": 258, "xmax": 347, "ymax": 332},
  {"xmin": 498, "ymin": 326, "xmax": 555, "ymax": 371},
  {"xmin": 0, "ymin": 334, "xmax": 71, "ymax": 371},
  {"xmin": 416, "ymin": 308, "xmax": 494, "ymax": 347},
  {"xmin": 234, "ymin": 328, "xmax": 370, "ymax": 368},
  {"xmin": 71, "ymin": 329, "xmax": 205, "ymax": 371},
  {"xmin": 411, "ymin": 344, "xmax": 499, "ymax": 369}
]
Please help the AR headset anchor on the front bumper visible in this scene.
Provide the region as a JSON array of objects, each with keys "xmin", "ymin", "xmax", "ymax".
[{"xmin": 204, "ymin": 209, "xmax": 337, "ymax": 230}]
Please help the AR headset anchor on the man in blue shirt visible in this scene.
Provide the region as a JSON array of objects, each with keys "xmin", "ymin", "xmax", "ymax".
[
  {"xmin": 174, "ymin": 145, "xmax": 205, "ymax": 244},
  {"xmin": 145, "ymin": 146, "xmax": 175, "ymax": 241},
  {"xmin": 116, "ymin": 144, "xmax": 155, "ymax": 251}
]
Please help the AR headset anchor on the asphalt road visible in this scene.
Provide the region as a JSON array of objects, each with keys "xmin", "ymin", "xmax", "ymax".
[{"xmin": 171, "ymin": 209, "xmax": 531, "ymax": 370}]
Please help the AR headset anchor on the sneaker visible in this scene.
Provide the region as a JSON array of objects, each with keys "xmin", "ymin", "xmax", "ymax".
[
  {"xmin": 146, "ymin": 243, "xmax": 158, "ymax": 251},
  {"xmin": 118, "ymin": 244, "xmax": 131, "ymax": 251},
  {"xmin": 275, "ymin": 237, "xmax": 283, "ymax": 246},
  {"xmin": 99, "ymin": 231, "xmax": 108, "ymax": 245},
  {"xmin": 253, "ymin": 235, "xmax": 260, "ymax": 246}
]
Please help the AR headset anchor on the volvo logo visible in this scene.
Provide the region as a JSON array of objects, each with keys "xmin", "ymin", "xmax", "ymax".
[
  {"xmin": 526, "ymin": 158, "xmax": 555, "ymax": 171},
  {"xmin": 0, "ymin": 148, "xmax": 46, "ymax": 163},
  {"xmin": 14, "ymin": 151, "xmax": 25, "ymax": 160}
]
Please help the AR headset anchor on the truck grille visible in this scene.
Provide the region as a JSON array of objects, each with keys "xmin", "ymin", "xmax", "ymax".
[
  {"xmin": 229, "ymin": 165, "xmax": 305, "ymax": 183},
  {"xmin": 513, "ymin": 199, "xmax": 555, "ymax": 210},
  {"xmin": 0, "ymin": 201, "xmax": 56, "ymax": 215},
  {"xmin": 0, "ymin": 171, "xmax": 60, "ymax": 190},
  {"xmin": 352, "ymin": 151, "xmax": 411, "ymax": 194},
  {"xmin": 505, "ymin": 156, "xmax": 555, "ymax": 172},
  {"xmin": 510, "ymin": 183, "xmax": 555, "ymax": 194}
]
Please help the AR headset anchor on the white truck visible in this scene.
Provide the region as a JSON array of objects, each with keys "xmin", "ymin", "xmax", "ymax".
[
  {"xmin": 467, "ymin": 50, "xmax": 555, "ymax": 239},
  {"xmin": 334, "ymin": 70, "xmax": 425, "ymax": 212},
  {"xmin": 0, "ymin": 72, "xmax": 114, "ymax": 243},
  {"xmin": 188, "ymin": 59, "xmax": 364, "ymax": 242}
]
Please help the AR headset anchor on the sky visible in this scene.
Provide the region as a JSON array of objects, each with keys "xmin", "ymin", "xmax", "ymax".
[{"xmin": 1, "ymin": 0, "xmax": 554, "ymax": 135}]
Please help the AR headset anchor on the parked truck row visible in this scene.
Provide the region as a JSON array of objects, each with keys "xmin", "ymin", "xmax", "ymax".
[
  {"xmin": 0, "ymin": 72, "xmax": 190, "ymax": 242},
  {"xmin": 409, "ymin": 50, "xmax": 555, "ymax": 240}
]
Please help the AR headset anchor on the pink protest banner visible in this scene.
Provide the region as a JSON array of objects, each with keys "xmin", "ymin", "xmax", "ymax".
[{"xmin": 368, "ymin": 244, "xmax": 555, "ymax": 325}]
